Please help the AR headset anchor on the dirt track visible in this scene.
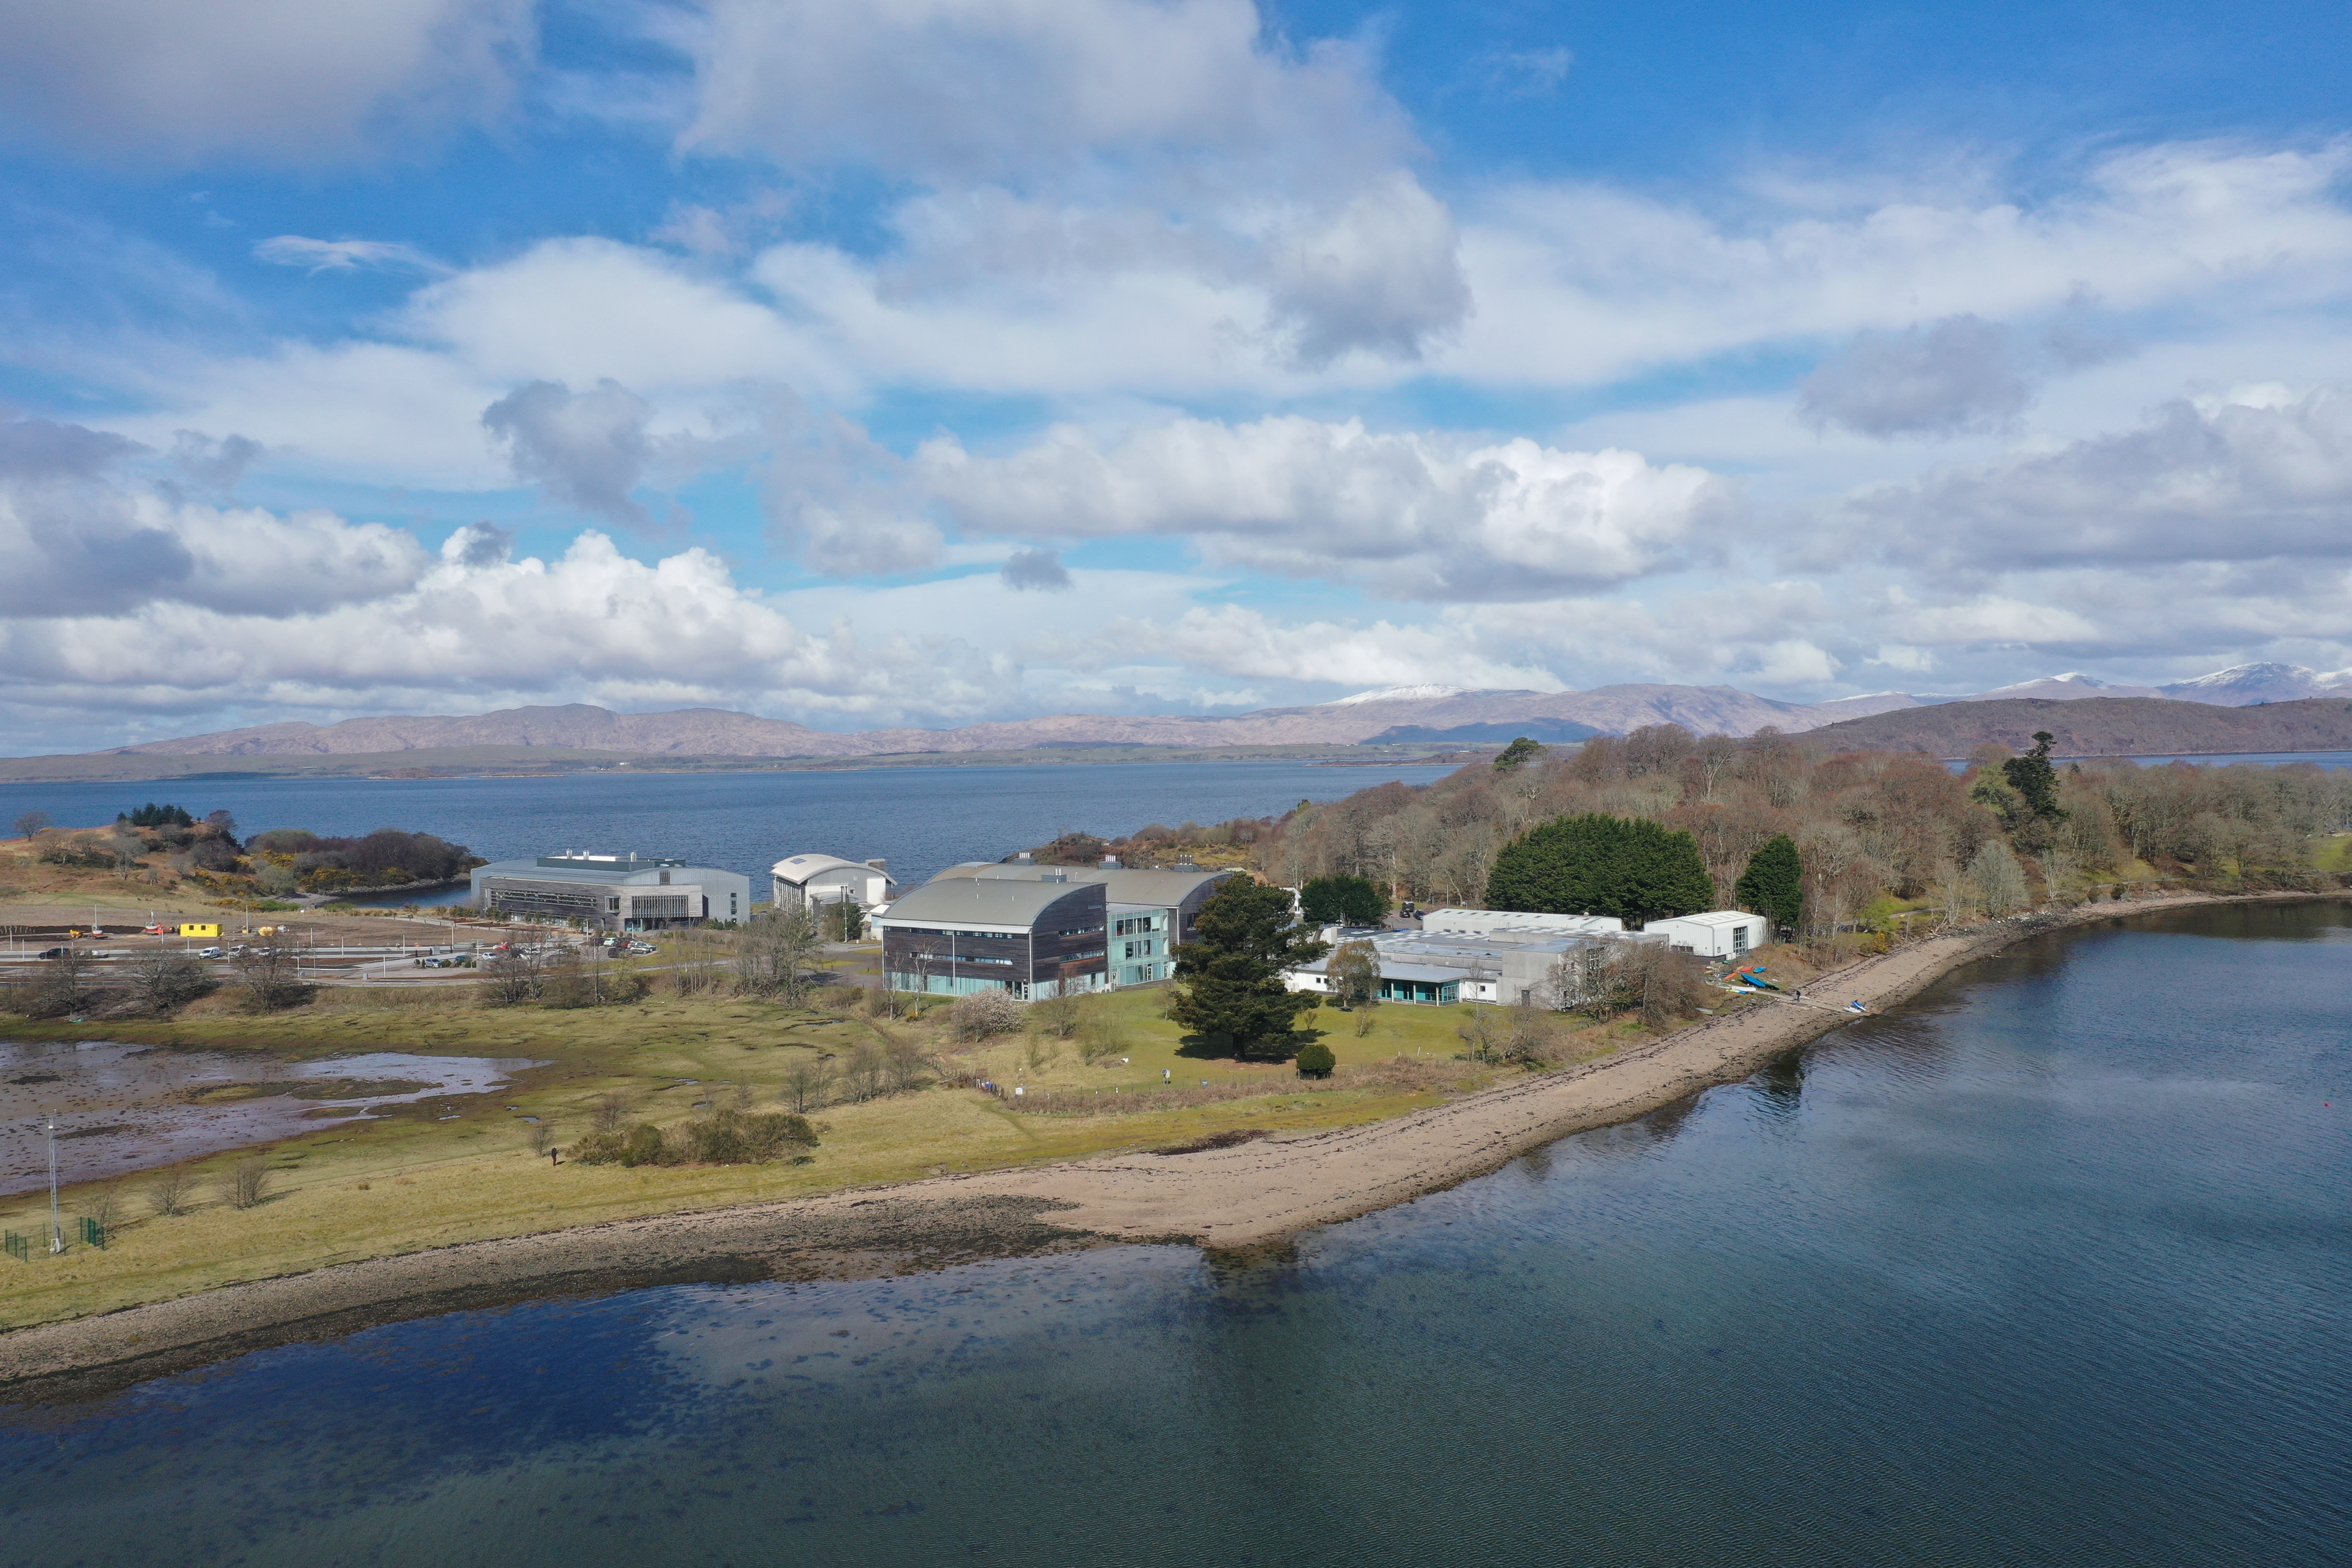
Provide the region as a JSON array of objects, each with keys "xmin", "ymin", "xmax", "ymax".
[{"xmin": 0, "ymin": 891, "xmax": 2280, "ymax": 1394}]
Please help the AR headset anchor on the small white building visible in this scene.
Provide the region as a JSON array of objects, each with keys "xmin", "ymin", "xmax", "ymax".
[
  {"xmin": 1642, "ymin": 910, "xmax": 1770, "ymax": 959},
  {"xmin": 771, "ymin": 853, "xmax": 893, "ymax": 913}
]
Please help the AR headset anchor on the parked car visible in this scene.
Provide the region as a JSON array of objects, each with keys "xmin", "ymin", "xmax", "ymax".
[
  {"xmin": 198, "ymin": 946, "xmax": 225, "ymax": 959},
  {"xmin": 36, "ymin": 946, "xmax": 68, "ymax": 960}
]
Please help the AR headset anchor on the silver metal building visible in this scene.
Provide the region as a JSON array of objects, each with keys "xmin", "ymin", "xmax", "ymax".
[{"xmin": 469, "ymin": 851, "xmax": 752, "ymax": 930}]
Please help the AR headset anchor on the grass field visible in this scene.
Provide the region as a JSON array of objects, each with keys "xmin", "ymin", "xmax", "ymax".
[{"xmin": 0, "ymin": 967, "xmax": 1687, "ymax": 1330}]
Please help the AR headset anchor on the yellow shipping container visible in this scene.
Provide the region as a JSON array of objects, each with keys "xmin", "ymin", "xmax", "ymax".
[{"xmin": 178, "ymin": 922, "xmax": 221, "ymax": 938}]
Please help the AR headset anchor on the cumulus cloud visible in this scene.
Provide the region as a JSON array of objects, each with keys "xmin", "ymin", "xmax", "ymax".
[
  {"xmin": 1837, "ymin": 384, "xmax": 2352, "ymax": 570},
  {"xmin": 0, "ymin": 416, "xmax": 427, "ymax": 618},
  {"xmin": 681, "ymin": 0, "xmax": 1409, "ymax": 185},
  {"xmin": 443, "ymin": 520, "xmax": 512, "ymax": 567},
  {"xmin": 168, "ymin": 431, "xmax": 262, "ymax": 493},
  {"xmin": 1121, "ymin": 603, "xmax": 1563, "ymax": 690},
  {"xmin": 482, "ymin": 379, "xmax": 662, "ymax": 530},
  {"xmin": 1267, "ymin": 174, "xmax": 1471, "ymax": 366},
  {"xmin": 918, "ymin": 415, "xmax": 1735, "ymax": 599},
  {"xmin": 0, "ymin": 0, "xmax": 536, "ymax": 163},
  {"xmin": 1797, "ymin": 315, "xmax": 2035, "ymax": 438},
  {"xmin": 0, "ymin": 529, "xmax": 1020, "ymax": 731},
  {"xmin": 1000, "ymin": 547, "xmax": 1073, "ymax": 591},
  {"xmin": 679, "ymin": 1, "xmax": 1464, "ymax": 373},
  {"xmin": 254, "ymin": 236, "xmax": 447, "ymax": 275}
]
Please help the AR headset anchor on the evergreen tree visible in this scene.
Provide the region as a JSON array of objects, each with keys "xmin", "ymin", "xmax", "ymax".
[
  {"xmin": 1734, "ymin": 833, "xmax": 1804, "ymax": 933},
  {"xmin": 1168, "ymin": 879, "xmax": 1329, "ymax": 1059},
  {"xmin": 1484, "ymin": 813, "xmax": 1715, "ymax": 925},
  {"xmin": 2001, "ymin": 731, "xmax": 2067, "ymax": 820},
  {"xmin": 1491, "ymin": 736, "xmax": 1547, "ymax": 772},
  {"xmin": 1299, "ymin": 873, "xmax": 1388, "ymax": 925}
]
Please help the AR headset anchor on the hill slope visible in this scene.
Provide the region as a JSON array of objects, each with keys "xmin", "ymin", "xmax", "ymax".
[{"xmin": 1805, "ymin": 697, "xmax": 2352, "ymax": 757}]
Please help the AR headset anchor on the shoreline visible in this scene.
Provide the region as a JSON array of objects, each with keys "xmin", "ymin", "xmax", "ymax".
[{"xmin": 0, "ymin": 889, "xmax": 2316, "ymax": 1397}]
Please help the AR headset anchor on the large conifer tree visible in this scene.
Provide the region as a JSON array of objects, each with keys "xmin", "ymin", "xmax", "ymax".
[
  {"xmin": 1734, "ymin": 833, "xmax": 1804, "ymax": 933},
  {"xmin": 1483, "ymin": 814, "xmax": 1715, "ymax": 925},
  {"xmin": 1168, "ymin": 879, "xmax": 1329, "ymax": 1058}
]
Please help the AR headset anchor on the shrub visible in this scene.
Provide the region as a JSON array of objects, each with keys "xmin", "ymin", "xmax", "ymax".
[
  {"xmin": 1294, "ymin": 1041, "xmax": 1335, "ymax": 1078},
  {"xmin": 945, "ymin": 988, "xmax": 1026, "ymax": 1042},
  {"xmin": 571, "ymin": 1110, "xmax": 818, "ymax": 1167},
  {"xmin": 1075, "ymin": 1011, "xmax": 1128, "ymax": 1065}
]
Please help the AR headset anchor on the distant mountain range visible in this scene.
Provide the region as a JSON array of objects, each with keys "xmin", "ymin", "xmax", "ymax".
[
  {"xmin": 1806, "ymin": 695, "xmax": 2352, "ymax": 758},
  {"xmin": 11, "ymin": 661, "xmax": 2343, "ymax": 780},
  {"xmin": 93, "ymin": 684, "xmax": 1916, "ymax": 763}
]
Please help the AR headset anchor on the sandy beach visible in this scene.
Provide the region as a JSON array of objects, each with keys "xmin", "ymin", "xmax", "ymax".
[{"xmin": 0, "ymin": 890, "xmax": 2294, "ymax": 1394}]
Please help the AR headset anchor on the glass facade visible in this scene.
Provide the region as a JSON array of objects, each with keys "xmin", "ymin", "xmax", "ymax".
[{"xmin": 1110, "ymin": 908, "xmax": 1170, "ymax": 986}]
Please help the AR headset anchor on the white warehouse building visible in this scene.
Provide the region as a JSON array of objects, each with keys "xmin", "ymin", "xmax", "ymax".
[{"xmin": 1641, "ymin": 910, "xmax": 1771, "ymax": 959}]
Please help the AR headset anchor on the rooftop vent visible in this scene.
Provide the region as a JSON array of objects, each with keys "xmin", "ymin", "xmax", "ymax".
[
  {"xmin": 1041, "ymin": 870, "xmax": 1069, "ymax": 882},
  {"xmin": 1014, "ymin": 851, "xmax": 1033, "ymax": 863},
  {"xmin": 1100, "ymin": 855, "xmax": 1121, "ymax": 868},
  {"xmin": 865, "ymin": 857, "xmax": 887, "ymax": 871}
]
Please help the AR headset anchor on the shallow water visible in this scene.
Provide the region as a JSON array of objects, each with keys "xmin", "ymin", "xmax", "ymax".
[
  {"xmin": 0, "ymin": 759, "xmax": 1456, "ymax": 890},
  {"xmin": 0, "ymin": 1044, "xmax": 536, "ymax": 1196},
  {"xmin": 1, "ymin": 903, "xmax": 2346, "ymax": 1566}
]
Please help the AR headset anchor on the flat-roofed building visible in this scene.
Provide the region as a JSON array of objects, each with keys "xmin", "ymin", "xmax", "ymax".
[
  {"xmin": 1286, "ymin": 923, "xmax": 1659, "ymax": 1006},
  {"xmin": 468, "ymin": 851, "xmax": 751, "ymax": 931},
  {"xmin": 929, "ymin": 861, "xmax": 1237, "ymax": 986},
  {"xmin": 1417, "ymin": 908, "xmax": 1626, "ymax": 939},
  {"xmin": 870, "ymin": 875, "xmax": 1108, "ymax": 998},
  {"xmin": 1642, "ymin": 910, "xmax": 1770, "ymax": 959},
  {"xmin": 771, "ymin": 853, "xmax": 894, "ymax": 912}
]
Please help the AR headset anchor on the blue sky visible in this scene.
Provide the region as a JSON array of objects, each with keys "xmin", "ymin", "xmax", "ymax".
[{"xmin": 4, "ymin": 0, "xmax": 2351, "ymax": 750}]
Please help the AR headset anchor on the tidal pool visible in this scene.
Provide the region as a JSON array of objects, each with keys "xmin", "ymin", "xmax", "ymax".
[
  {"xmin": 0, "ymin": 903, "xmax": 2344, "ymax": 1567},
  {"xmin": 0, "ymin": 1043, "xmax": 539, "ymax": 1196}
]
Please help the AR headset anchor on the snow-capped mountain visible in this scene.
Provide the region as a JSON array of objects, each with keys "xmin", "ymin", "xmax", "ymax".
[
  {"xmin": 1320, "ymin": 684, "xmax": 1477, "ymax": 706},
  {"xmin": 2156, "ymin": 662, "xmax": 2352, "ymax": 706}
]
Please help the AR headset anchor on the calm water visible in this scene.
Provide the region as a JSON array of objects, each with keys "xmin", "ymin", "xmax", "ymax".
[
  {"xmin": 1, "ymin": 903, "xmax": 2346, "ymax": 1567},
  {"xmin": 0, "ymin": 761, "xmax": 1453, "ymax": 889}
]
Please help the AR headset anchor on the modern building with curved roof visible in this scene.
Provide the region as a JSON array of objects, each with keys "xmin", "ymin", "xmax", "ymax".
[
  {"xmin": 770, "ymin": 853, "xmax": 894, "ymax": 912},
  {"xmin": 869, "ymin": 875, "xmax": 1108, "ymax": 998}
]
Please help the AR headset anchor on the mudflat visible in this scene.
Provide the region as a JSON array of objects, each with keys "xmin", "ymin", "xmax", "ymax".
[{"xmin": 0, "ymin": 892, "xmax": 2282, "ymax": 1394}]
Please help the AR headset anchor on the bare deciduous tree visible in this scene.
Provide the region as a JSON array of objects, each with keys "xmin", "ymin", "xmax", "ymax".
[
  {"xmin": 222, "ymin": 1158, "xmax": 272, "ymax": 1210},
  {"xmin": 781, "ymin": 1053, "xmax": 833, "ymax": 1113},
  {"xmin": 148, "ymin": 1168, "xmax": 194, "ymax": 1217},
  {"xmin": 589, "ymin": 1092, "xmax": 634, "ymax": 1135},
  {"xmin": 233, "ymin": 935, "xmax": 308, "ymax": 1011},
  {"xmin": 1327, "ymin": 939, "xmax": 1380, "ymax": 1012},
  {"xmin": 129, "ymin": 948, "xmax": 214, "ymax": 1014}
]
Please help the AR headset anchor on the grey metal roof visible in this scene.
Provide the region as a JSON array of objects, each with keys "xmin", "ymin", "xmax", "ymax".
[
  {"xmin": 472, "ymin": 858, "xmax": 741, "ymax": 888},
  {"xmin": 771, "ymin": 853, "xmax": 882, "ymax": 883},
  {"xmin": 873, "ymin": 877, "xmax": 1103, "ymax": 929},
  {"xmin": 935, "ymin": 862, "xmax": 1235, "ymax": 906}
]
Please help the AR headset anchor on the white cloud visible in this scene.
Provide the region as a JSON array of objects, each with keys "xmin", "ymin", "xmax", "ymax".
[
  {"xmin": 680, "ymin": 0, "xmax": 1409, "ymax": 186},
  {"xmin": 1454, "ymin": 141, "xmax": 2352, "ymax": 387},
  {"xmin": 254, "ymin": 236, "xmax": 448, "ymax": 275},
  {"xmin": 0, "ymin": 528, "xmax": 1022, "ymax": 731},
  {"xmin": 918, "ymin": 415, "xmax": 1735, "ymax": 598},
  {"xmin": 1119, "ymin": 603, "xmax": 1563, "ymax": 690},
  {"xmin": 0, "ymin": 0, "xmax": 535, "ymax": 163},
  {"xmin": 1836, "ymin": 384, "xmax": 2352, "ymax": 571},
  {"xmin": 483, "ymin": 378, "xmax": 663, "ymax": 530}
]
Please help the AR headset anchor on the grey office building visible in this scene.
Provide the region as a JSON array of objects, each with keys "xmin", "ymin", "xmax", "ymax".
[{"xmin": 469, "ymin": 851, "xmax": 753, "ymax": 930}]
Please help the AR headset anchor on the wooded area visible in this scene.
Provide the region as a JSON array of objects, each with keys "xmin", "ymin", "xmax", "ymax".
[{"xmin": 1247, "ymin": 727, "xmax": 2352, "ymax": 938}]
